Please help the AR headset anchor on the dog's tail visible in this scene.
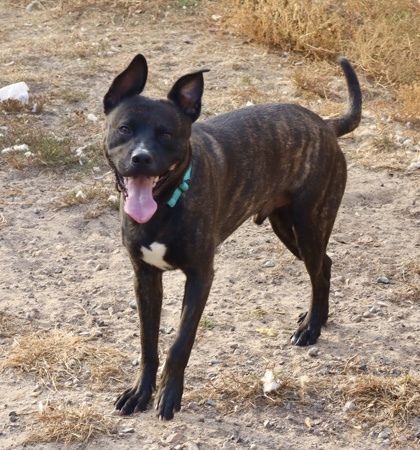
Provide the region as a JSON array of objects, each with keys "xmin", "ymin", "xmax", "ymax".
[{"xmin": 325, "ymin": 57, "xmax": 362, "ymax": 138}]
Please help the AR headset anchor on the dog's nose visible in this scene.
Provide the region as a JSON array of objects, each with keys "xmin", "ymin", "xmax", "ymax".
[{"xmin": 131, "ymin": 152, "xmax": 152, "ymax": 165}]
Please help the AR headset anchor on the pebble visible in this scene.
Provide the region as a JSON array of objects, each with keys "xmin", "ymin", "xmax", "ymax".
[
  {"xmin": 121, "ymin": 428, "xmax": 135, "ymax": 434},
  {"xmin": 206, "ymin": 399, "xmax": 217, "ymax": 407},
  {"xmin": 94, "ymin": 264, "xmax": 104, "ymax": 272},
  {"xmin": 129, "ymin": 300, "xmax": 137, "ymax": 309},
  {"xmin": 343, "ymin": 401, "xmax": 357, "ymax": 412},
  {"xmin": 185, "ymin": 443, "xmax": 199, "ymax": 450},
  {"xmin": 362, "ymin": 311, "xmax": 372, "ymax": 318},
  {"xmin": 263, "ymin": 419, "xmax": 274, "ymax": 429},
  {"xmin": 334, "ymin": 291, "xmax": 344, "ymax": 298},
  {"xmin": 308, "ymin": 347, "xmax": 319, "ymax": 357},
  {"xmin": 351, "ymin": 314, "xmax": 362, "ymax": 323},
  {"xmin": 370, "ymin": 306, "xmax": 379, "ymax": 314},
  {"xmin": 377, "ymin": 277, "xmax": 390, "ymax": 284},
  {"xmin": 26, "ymin": 1, "xmax": 41, "ymax": 11},
  {"xmin": 131, "ymin": 359, "xmax": 139, "ymax": 366},
  {"xmin": 263, "ymin": 260, "xmax": 275, "ymax": 268},
  {"xmin": 209, "ymin": 359, "xmax": 220, "ymax": 365},
  {"xmin": 378, "ymin": 428, "xmax": 392, "ymax": 439},
  {"xmin": 166, "ymin": 433, "xmax": 185, "ymax": 444}
]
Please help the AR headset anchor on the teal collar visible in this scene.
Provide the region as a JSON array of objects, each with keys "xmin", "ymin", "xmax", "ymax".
[{"xmin": 167, "ymin": 163, "xmax": 192, "ymax": 208}]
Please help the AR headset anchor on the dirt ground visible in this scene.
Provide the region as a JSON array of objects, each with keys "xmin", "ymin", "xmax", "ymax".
[{"xmin": 0, "ymin": 2, "xmax": 419, "ymax": 449}]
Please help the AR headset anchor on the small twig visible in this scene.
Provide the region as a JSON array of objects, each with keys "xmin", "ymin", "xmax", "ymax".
[{"xmin": 342, "ymin": 353, "xmax": 360, "ymax": 374}]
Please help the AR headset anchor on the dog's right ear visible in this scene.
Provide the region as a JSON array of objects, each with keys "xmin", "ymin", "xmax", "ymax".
[{"xmin": 103, "ymin": 54, "xmax": 148, "ymax": 114}]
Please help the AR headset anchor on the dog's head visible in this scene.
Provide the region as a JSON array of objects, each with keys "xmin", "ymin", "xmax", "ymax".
[{"xmin": 103, "ymin": 54, "xmax": 209, "ymax": 223}]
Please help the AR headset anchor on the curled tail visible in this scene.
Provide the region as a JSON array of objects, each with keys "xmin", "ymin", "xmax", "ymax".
[{"xmin": 325, "ymin": 57, "xmax": 362, "ymax": 137}]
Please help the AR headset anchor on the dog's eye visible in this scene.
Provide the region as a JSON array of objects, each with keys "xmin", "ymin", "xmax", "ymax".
[
  {"xmin": 118, "ymin": 126, "xmax": 132, "ymax": 135},
  {"xmin": 161, "ymin": 132, "xmax": 173, "ymax": 140}
]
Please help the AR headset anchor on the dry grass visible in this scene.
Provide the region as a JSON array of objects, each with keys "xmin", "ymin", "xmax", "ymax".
[
  {"xmin": 1, "ymin": 123, "xmax": 105, "ymax": 171},
  {"xmin": 394, "ymin": 82, "xmax": 420, "ymax": 124},
  {"xmin": 185, "ymin": 367, "xmax": 420, "ymax": 434},
  {"xmin": 185, "ymin": 369, "xmax": 309, "ymax": 415},
  {"xmin": 341, "ymin": 373, "xmax": 420, "ymax": 426},
  {"xmin": 0, "ymin": 95, "xmax": 47, "ymax": 114},
  {"xmin": 3, "ymin": 329, "xmax": 126, "ymax": 390},
  {"xmin": 52, "ymin": 181, "xmax": 120, "ymax": 215},
  {"xmin": 399, "ymin": 260, "xmax": 420, "ymax": 300},
  {"xmin": 27, "ymin": 402, "xmax": 114, "ymax": 444},
  {"xmin": 219, "ymin": 0, "xmax": 419, "ymax": 86}
]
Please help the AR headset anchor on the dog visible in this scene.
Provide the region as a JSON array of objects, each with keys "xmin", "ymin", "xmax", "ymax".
[{"xmin": 103, "ymin": 54, "xmax": 362, "ymax": 420}]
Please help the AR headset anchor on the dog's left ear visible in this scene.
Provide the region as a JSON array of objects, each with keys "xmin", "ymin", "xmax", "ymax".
[
  {"xmin": 104, "ymin": 54, "xmax": 148, "ymax": 114},
  {"xmin": 167, "ymin": 69, "xmax": 210, "ymax": 123}
]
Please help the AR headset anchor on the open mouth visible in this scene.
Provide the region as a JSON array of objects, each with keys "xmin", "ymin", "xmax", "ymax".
[
  {"xmin": 112, "ymin": 164, "xmax": 176, "ymax": 224},
  {"xmin": 114, "ymin": 169, "xmax": 172, "ymax": 197}
]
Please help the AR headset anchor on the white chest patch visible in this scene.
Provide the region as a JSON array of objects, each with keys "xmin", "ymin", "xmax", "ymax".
[{"xmin": 141, "ymin": 242, "xmax": 172, "ymax": 270}]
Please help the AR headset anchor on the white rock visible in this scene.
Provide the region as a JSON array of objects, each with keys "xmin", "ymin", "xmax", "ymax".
[
  {"xmin": 2, "ymin": 144, "xmax": 29, "ymax": 154},
  {"xmin": 0, "ymin": 82, "xmax": 29, "ymax": 104}
]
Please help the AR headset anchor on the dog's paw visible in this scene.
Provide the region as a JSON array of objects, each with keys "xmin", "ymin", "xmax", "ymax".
[
  {"xmin": 290, "ymin": 322, "xmax": 320, "ymax": 346},
  {"xmin": 154, "ymin": 379, "xmax": 183, "ymax": 420},
  {"xmin": 114, "ymin": 385, "xmax": 153, "ymax": 415}
]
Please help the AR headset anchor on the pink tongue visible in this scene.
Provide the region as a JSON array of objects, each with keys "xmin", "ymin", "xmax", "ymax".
[{"xmin": 124, "ymin": 176, "xmax": 157, "ymax": 223}]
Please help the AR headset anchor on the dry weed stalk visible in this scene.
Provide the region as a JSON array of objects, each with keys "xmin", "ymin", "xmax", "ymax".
[
  {"xmin": 27, "ymin": 402, "xmax": 114, "ymax": 444},
  {"xmin": 3, "ymin": 329, "xmax": 125, "ymax": 390}
]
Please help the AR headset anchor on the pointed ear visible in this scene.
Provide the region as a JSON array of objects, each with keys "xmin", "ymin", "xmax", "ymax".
[
  {"xmin": 103, "ymin": 54, "xmax": 148, "ymax": 114},
  {"xmin": 167, "ymin": 69, "xmax": 210, "ymax": 123}
]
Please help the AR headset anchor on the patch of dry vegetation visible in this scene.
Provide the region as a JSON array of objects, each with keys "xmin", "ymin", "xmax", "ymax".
[
  {"xmin": 28, "ymin": 402, "xmax": 114, "ymax": 444},
  {"xmin": 3, "ymin": 329, "xmax": 126, "ymax": 390},
  {"xmin": 219, "ymin": 0, "xmax": 420, "ymax": 133},
  {"xmin": 186, "ymin": 367, "xmax": 420, "ymax": 437},
  {"xmin": 51, "ymin": 180, "xmax": 120, "ymax": 217},
  {"xmin": 185, "ymin": 370, "xmax": 305, "ymax": 415},
  {"xmin": 340, "ymin": 373, "xmax": 420, "ymax": 426},
  {"xmin": 219, "ymin": 0, "xmax": 419, "ymax": 86}
]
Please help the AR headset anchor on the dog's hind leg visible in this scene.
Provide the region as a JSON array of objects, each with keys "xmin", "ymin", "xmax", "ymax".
[
  {"xmin": 269, "ymin": 199, "xmax": 336, "ymax": 346},
  {"xmin": 268, "ymin": 205, "xmax": 301, "ymax": 260}
]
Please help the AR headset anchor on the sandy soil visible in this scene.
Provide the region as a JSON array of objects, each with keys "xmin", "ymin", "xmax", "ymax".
[{"xmin": 1, "ymin": 2, "xmax": 419, "ymax": 449}]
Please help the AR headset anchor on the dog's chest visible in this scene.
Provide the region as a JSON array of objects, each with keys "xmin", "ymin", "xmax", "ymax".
[{"xmin": 140, "ymin": 241, "xmax": 173, "ymax": 270}]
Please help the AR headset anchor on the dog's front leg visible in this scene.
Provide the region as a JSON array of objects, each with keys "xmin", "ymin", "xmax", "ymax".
[
  {"xmin": 115, "ymin": 263, "xmax": 163, "ymax": 415},
  {"xmin": 155, "ymin": 265, "xmax": 214, "ymax": 420}
]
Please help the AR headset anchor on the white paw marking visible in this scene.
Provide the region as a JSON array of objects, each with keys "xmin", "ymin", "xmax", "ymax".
[{"xmin": 141, "ymin": 242, "xmax": 172, "ymax": 270}]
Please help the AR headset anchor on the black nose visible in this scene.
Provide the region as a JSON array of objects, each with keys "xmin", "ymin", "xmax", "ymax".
[{"xmin": 131, "ymin": 152, "xmax": 152, "ymax": 165}]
